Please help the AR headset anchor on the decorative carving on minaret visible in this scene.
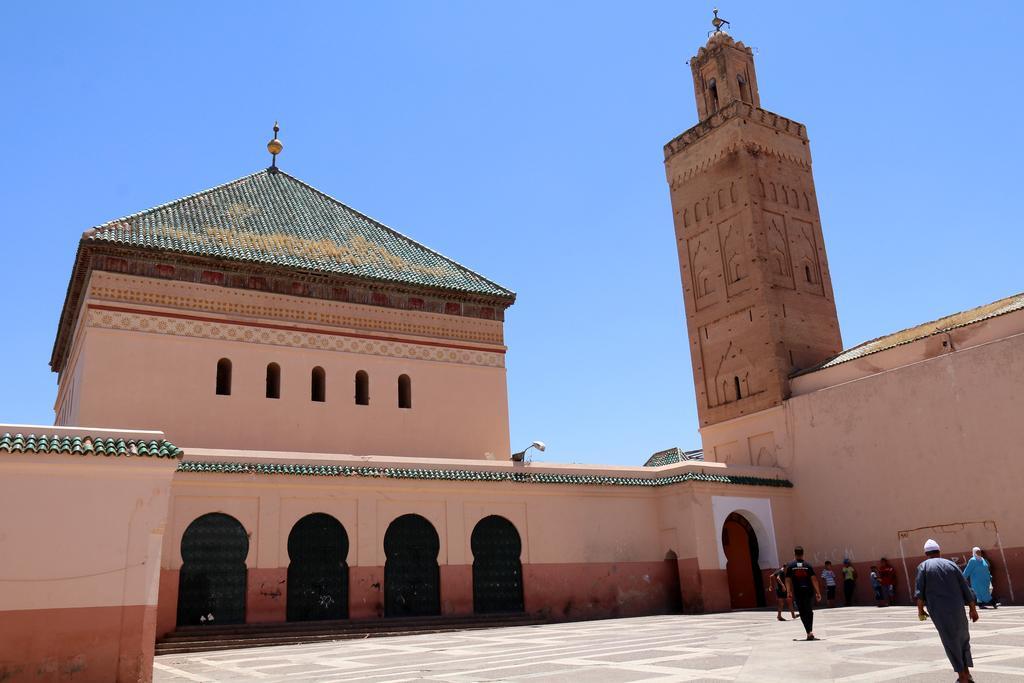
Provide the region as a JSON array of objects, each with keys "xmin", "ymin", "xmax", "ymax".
[
  {"xmin": 764, "ymin": 212, "xmax": 793, "ymax": 285},
  {"xmin": 688, "ymin": 234, "xmax": 719, "ymax": 303}
]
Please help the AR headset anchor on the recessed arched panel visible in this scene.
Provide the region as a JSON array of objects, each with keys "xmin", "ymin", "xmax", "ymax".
[
  {"xmin": 177, "ymin": 512, "xmax": 249, "ymax": 626},
  {"xmin": 266, "ymin": 363, "xmax": 281, "ymax": 399},
  {"xmin": 355, "ymin": 371, "xmax": 369, "ymax": 406},
  {"xmin": 471, "ymin": 515, "xmax": 524, "ymax": 613},
  {"xmin": 383, "ymin": 514, "xmax": 440, "ymax": 617},
  {"xmin": 215, "ymin": 358, "xmax": 232, "ymax": 396},
  {"xmin": 286, "ymin": 513, "xmax": 349, "ymax": 621},
  {"xmin": 398, "ymin": 374, "xmax": 412, "ymax": 409},
  {"xmin": 311, "ymin": 367, "xmax": 326, "ymax": 402}
]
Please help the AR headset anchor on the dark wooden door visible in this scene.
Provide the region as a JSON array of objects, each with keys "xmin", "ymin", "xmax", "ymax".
[
  {"xmin": 471, "ymin": 515, "xmax": 524, "ymax": 613},
  {"xmin": 287, "ymin": 513, "xmax": 349, "ymax": 621},
  {"xmin": 384, "ymin": 514, "xmax": 440, "ymax": 617},
  {"xmin": 177, "ymin": 513, "xmax": 249, "ymax": 626}
]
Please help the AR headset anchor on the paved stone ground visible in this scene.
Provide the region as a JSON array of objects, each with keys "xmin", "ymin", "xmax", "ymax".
[{"xmin": 154, "ymin": 606, "xmax": 1024, "ymax": 682}]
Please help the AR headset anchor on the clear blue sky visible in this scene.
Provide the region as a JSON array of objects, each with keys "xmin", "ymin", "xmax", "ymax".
[{"xmin": 2, "ymin": 2, "xmax": 1021, "ymax": 465}]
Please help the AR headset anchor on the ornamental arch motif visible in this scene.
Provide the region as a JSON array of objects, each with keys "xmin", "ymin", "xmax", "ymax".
[
  {"xmin": 176, "ymin": 512, "xmax": 249, "ymax": 626},
  {"xmin": 471, "ymin": 515, "xmax": 524, "ymax": 613},
  {"xmin": 383, "ymin": 514, "xmax": 440, "ymax": 617},
  {"xmin": 286, "ymin": 513, "xmax": 349, "ymax": 621}
]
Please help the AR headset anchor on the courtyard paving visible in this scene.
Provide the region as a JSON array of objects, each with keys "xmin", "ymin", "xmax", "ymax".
[{"xmin": 153, "ymin": 606, "xmax": 1024, "ymax": 682}]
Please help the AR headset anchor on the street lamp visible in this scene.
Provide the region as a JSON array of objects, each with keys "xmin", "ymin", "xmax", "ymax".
[{"xmin": 511, "ymin": 441, "xmax": 546, "ymax": 462}]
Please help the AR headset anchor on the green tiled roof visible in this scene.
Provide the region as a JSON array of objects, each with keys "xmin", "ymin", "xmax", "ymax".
[
  {"xmin": 644, "ymin": 447, "xmax": 704, "ymax": 467},
  {"xmin": 177, "ymin": 460, "xmax": 792, "ymax": 489},
  {"xmin": 85, "ymin": 168, "xmax": 514, "ymax": 299},
  {"xmin": 0, "ymin": 432, "xmax": 183, "ymax": 459}
]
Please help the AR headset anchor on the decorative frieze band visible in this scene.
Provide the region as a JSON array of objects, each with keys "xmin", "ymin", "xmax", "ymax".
[
  {"xmin": 85, "ymin": 306, "xmax": 506, "ymax": 368},
  {"xmin": 89, "ymin": 282, "xmax": 504, "ymax": 345}
]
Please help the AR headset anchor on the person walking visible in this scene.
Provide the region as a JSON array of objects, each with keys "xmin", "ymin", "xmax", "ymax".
[
  {"xmin": 770, "ymin": 565, "xmax": 796, "ymax": 621},
  {"xmin": 785, "ymin": 546, "xmax": 822, "ymax": 641},
  {"xmin": 879, "ymin": 557, "xmax": 897, "ymax": 605},
  {"xmin": 963, "ymin": 547, "xmax": 994, "ymax": 608},
  {"xmin": 916, "ymin": 539, "xmax": 979, "ymax": 683},
  {"xmin": 841, "ymin": 558, "xmax": 857, "ymax": 606}
]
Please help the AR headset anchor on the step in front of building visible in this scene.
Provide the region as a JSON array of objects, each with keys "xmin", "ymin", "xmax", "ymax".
[{"xmin": 156, "ymin": 613, "xmax": 544, "ymax": 654}]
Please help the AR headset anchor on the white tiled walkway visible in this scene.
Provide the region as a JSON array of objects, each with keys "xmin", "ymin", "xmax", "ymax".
[{"xmin": 154, "ymin": 606, "xmax": 1024, "ymax": 682}]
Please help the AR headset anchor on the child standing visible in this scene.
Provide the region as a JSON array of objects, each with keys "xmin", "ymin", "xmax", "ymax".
[
  {"xmin": 869, "ymin": 565, "xmax": 885, "ymax": 607},
  {"xmin": 821, "ymin": 560, "xmax": 838, "ymax": 607},
  {"xmin": 841, "ymin": 558, "xmax": 857, "ymax": 606}
]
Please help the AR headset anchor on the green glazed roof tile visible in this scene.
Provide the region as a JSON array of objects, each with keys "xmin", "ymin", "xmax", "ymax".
[
  {"xmin": 176, "ymin": 459, "xmax": 792, "ymax": 489},
  {"xmin": 85, "ymin": 169, "xmax": 514, "ymax": 299},
  {"xmin": 644, "ymin": 447, "xmax": 705, "ymax": 467},
  {"xmin": 0, "ymin": 432, "xmax": 183, "ymax": 459}
]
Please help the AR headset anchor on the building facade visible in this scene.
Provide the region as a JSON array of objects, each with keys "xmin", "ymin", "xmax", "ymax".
[{"xmin": 0, "ymin": 22, "xmax": 1022, "ymax": 683}]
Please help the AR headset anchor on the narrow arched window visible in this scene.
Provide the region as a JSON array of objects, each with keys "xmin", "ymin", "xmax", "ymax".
[
  {"xmin": 737, "ymin": 74, "xmax": 750, "ymax": 103},
  {"xmin": 266, "ymin": 363, "xmax": 281, "ymax": 399},
  {"xmin": 216, "ymin": 358, "xmax": 232, "ymax": 396},
  {"xmin": 398, "ymin": 374, "xmax": 412, "ymax": 409},
  {"xmin": 311, "ymin": 366, "xmax": 326, "ymax": 402},
  {"xmin": 805, "ymin": 264, "xmax": 813, "ymax": 283},
  {"xmin": 734, "ymin": 376, "xmax": 742, "ymax": 400},
  {"xmin": 708, "ymin": 78, "xmax": 719, "ymax": 113},
  {"xmin": 355, "ymin": 370, "xmax": 369, "ymax": 406}
]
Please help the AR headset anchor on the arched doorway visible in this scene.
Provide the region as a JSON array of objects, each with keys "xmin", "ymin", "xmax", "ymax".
[
  {"xmin": 287, "ymin": 513, "xmax": 349, "ymax": 621},
  {"xmin": 722, "ymin": 512, "xmax": 765, "ymax": 609},
  {"xmin": 471, "ymin": 516, "xmax": 524, "ymax": 613},
  {"xmin": 177, "ymin": 512, "xmax": 249, "ymax": 626},
  {"xmin": 384, "ymin": 514, "xmax": 440, "ymax": 617},
  {"xmin": 664, "ymin": 550, "xmax": 683, "ymax": 613}
]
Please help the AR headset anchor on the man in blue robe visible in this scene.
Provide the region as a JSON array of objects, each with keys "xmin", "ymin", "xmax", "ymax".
[
  {"xmin": 963, "ymin": 547, "xmax": 993, "ymax": 607},
  {"xmin": 915, "ymin": 539, "xmax": 979, "ymax": 683}
]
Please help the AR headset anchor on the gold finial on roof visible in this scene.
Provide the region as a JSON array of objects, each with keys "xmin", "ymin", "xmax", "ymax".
[
  {"xmin": 267, "ymin": 121, "xmax": 283, "ymax": 170},
  {"xmin": 711, "ymin": 8, "xmax": 730, "ymax": 33}
]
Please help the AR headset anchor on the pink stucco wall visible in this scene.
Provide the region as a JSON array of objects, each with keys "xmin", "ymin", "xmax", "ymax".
[
  {"xmin": 0, "ymin": 426, "xmax": 176, "ymax": 683},
  {"xmin": 155, "ymin": 450, "xmax": 793, "ymax": 635},
  {"xmin": 58, "ymin": 272, "xmax": 511, "ymax": 460},
  {"xmin": 786, "ymin": 322, "xmax": 1024, "ymax": 595},
  {"xmin": 700, "ymin": 310, "xmax": 1024, "ymax": 602}
]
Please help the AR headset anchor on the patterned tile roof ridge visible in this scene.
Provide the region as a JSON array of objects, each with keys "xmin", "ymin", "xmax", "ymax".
[
  {"xmin": 0, "ymin": 431, "xmax": 183, "ymax": 459},
  {"xmin": 83, "ymin": 167, "xmax": 515, "ymax": 299},
  {"xmin": 793, "ymin": 290, "xmax": 1024, "ymax": 377},
  {"xmin": 176, "ymin": 458, "xmax": 792, "ymax": 489}
]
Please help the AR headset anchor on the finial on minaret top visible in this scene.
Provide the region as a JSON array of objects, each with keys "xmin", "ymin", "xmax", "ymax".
[
  {"xmin": 711, "ymin": 8, "xmax": 730, "ymax": 34},
  {"xmin": 267, "ymin": 121, "xmax": 283, "ymax": 171}
]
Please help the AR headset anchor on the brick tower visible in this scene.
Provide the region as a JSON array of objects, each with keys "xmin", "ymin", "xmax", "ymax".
[{"xmin": 664, "ymin": 27, "xmax": 842, "ymax": 429}]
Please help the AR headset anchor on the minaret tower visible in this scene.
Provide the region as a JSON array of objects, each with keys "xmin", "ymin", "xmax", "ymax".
[{"xmin": 664, "ymin": 17, "xmax": 842, "ymax": 430}]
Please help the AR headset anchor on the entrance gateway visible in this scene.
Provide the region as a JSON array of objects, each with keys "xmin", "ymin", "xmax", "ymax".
[
  {"xmin": 177, "ymin": 513, "xmax": 249, "ymax": 626},
  {"xmin": 287, "ymin": 513, "xmax": 349, "ymax": 621},
  {"xmin": 722, "ymin": 512, "xmax": 765, "ymax": 609},
  {"xmin": 384, "ymin": 514, "xmax": 441, "ymax": 617}
]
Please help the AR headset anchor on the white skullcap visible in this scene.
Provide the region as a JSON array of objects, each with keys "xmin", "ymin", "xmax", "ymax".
[
  {"xmin": 972, "ymin": 546, "xmax": 982, "ymax": 555},
  {"xmin": 924, "ymin": 539, "xmax": 941, "ymax": 552}
]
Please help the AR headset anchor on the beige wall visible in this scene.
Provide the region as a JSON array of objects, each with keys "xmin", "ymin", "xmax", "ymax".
[{"xmin": 60, "ymin": 272, "xmax": 511, "ymax": 460}]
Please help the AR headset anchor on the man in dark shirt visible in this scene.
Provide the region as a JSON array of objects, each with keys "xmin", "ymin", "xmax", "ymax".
[{"xmin": 785, "ymin": 546, "xmax": 822, "ymax": 640}]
